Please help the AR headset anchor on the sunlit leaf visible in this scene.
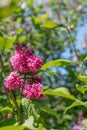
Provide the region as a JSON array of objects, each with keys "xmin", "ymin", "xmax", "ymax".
[
  {"xmin": 37, "ymin": 124, "xmax": 42, "ymax": 130},
  {"xmin": 41, "ymin": 20, "xmax": 58, "ymax": 29},
  {"xmin": 0, "ymin": 106, "xmax": 13, "ymax": 114},
  {"xmin": 0, "ymin": 0, "xmax": 19, "ymax": 19},
  {"xmin": 78, "ymin": 75, "xmax": 87, "ymax": 84},
  {"xmin": 16, "ymin": 28, "xmax": 23, "ymax": 35},
  {"xmin": 83, "ymin": 56, "xmax": 87, "ymax": 63},
  {"xmin": 44, "ymin": 87, "xmax": 75, "ymax": 100},
  {"xmin": 37, "ymin": 123, "xmax": 45, "ymax": 130},
  {"xmin": 0, "ymin": 37, "xmax": 15, "ymax": 52},
  {"xmin": 46, "ymin": 70, "xmax": 56, "ymax": 75},
  {"xmin": 41, "ymin": 59, "xmax": 73, "ymax": 70},
  {"xmin": 0, "ymin": 126, "xmax": 28, "ymax": 130},
  {"xmin": 76, "ymin": 84, "xmax": 87, "ymax": 94},
  {"xmin": 32, "ymin": 14, "xmax": 48, "ymax": 24}
]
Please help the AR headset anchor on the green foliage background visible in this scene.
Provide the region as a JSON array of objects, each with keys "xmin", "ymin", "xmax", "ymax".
[{"xmin": 0, "ymin": 0, "xmax": 87, "ymax": 129}]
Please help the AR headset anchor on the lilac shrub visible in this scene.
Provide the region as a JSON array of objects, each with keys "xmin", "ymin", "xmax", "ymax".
[{"xmin": 2, "ymin": 43, "xmax": 44, "ymax": 125}]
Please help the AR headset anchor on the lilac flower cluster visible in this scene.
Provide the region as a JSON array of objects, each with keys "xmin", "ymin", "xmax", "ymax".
[
  {"xmin": 10, "ymin": 44, "xmax": 43, "ymax": 73},
  {"xmin": 4, "ymin": 71, "xmax": 24, "ymax": 91},
  {"xmin": 23, "ymin": 83, "xmax": 44, "ymax": 99},
  {"xmin": 3, "ymin": 43, "xmax": 44, "ymax": 99}
]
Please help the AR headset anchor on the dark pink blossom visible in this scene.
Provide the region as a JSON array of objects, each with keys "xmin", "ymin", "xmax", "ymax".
[
  {"xmin": 32, "ymin": 76, "xmax": 42, "ymax": 84},
  {"xmin": 25, "ymin": 76, "xmax": 42, "ymax": 85},
  {"xmin": 10, "ymin": 46, "xmax": 43, "ymax": 73},
  {"xmin": 16, "ymin": 43, "xmax": 34, "ymax": 56},
  {"xmin": 22, "ymin": 83, "xmax": 44, "ymax": 99},
  {"xmin": 27, "ymin": 56, "xmax": 43, "ymax": 72},
  {"xmin": 10, "ymin": 50, "xmax": 30, "ymax": 73},
  {"xmin": 4, "ymin": 71, "xmax": 24, "ymax": 90}
]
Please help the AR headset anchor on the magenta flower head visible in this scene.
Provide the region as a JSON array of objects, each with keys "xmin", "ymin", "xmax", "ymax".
[
  {"xmin": 4, "ymin": 71, "xmax": 24, "ymax": 90},
  {"xmin": 10, "ymin": 43, "xmax": 43, "ymax": 73},
  {"xmin": 27, "ymin": 56, "xmax": 43, "ymax": 73},
  {"xmin": 10, "ymin": 50, "xmax": 30, "ymax": 73},
  {"xmin": 22, "ymin": 83, "xmax": 44, "ymax": 99}
]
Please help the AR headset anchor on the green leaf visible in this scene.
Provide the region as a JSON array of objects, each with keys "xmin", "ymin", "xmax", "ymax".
[
  {"xmin": 44, "ymin": 87, "xmax": 75, "ymax": 100},
  {"xmin": 16, "ymin": 28, "xmax": 23, "ymax": 35},
  {"xmin": 82, "ymin": 56, "xmax": 87, "ymax": 63},
  {"xmin": 78, "ymin": 75, "xmax": 87, "ymax": 84},
  {"xmin": 76, "ymin": 84, "xmax": 87, "ymax": 94},
  {"xmin": 46, "ymin": 70, "xmax": 56, "ymax": 75},
  {"xmin": 64, "ymin": 101, "xmax": 82, "ymax": 113},
  {"xmin": 9, "ymin": 99, "xmax": 15, "ymax": 106},
  {"xmin": 37, "ymin": 123, "xmax": 46, "ymax": 130},
  {"xmin": 0, "ymin": 126, "xmax": 28, "ymax": 130},
  {"xmin": 41, "ymin": 107, "xmax": 59, "ymax": 120},
  {"xmin": 0, "ymin": 36, "xmax": 15, "ymax": 52},
  {"xmin": 37, "ymin": 124, "xmax": 43, "ymax": 130},
  {"xmin": 64, "ymin": 100, "xmax": 87, "ymax": 113},
  {"xmin": 41, "ymin": 59, "xmax": 73, "ymax": 70},
  {"xmin": 32, "ymin": 13, "xmax": 48, "ymax": 24},
  {"xmin": 0, "ymin": 0, "xmax": 19, "ymax": 19},
  {"xmin": 41, "ymin": 20, "xmax": 58, "ymax": 29},
  {"xmin": 0, "ymin": 106, "xmax": 13, "ymax": 114}
]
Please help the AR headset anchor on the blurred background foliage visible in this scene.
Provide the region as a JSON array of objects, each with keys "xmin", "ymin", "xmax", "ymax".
[{"xmin": 0, "ymin": 0, "xmax": 87, "ymax": 129}]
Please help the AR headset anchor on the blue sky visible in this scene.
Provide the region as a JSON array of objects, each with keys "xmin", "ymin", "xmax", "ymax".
[{"xmin": 76, "ymin": 24, "xmax": 87, "ymax": 51}]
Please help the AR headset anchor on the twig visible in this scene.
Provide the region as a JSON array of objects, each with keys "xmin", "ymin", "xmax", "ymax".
[{"xmin": 66, "ymin": 23, "xmax": 85, "ymax": 75}]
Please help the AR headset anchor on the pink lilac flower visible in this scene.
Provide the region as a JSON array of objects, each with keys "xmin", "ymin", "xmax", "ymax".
[
  {"xmin": 4, "ymin": 71, "xmax": 24, "ymax": 90},
  {"xmin": 27, "ymin": 56, "xmax": 43, "ymax": 73},
  {"xmin": 10, "ymin": 44, "xmax": 43, "ymax": 73},
  {"xmin": 7, "ymin": 113, "xmax": 13, "ymax": 119},
  {"xmin": 10, "ymin": 50, "xmax": 30, "ymax": 73},
  {"xmin": 22, "ymin": 83, "xmax": 44, "ymax": 99}
]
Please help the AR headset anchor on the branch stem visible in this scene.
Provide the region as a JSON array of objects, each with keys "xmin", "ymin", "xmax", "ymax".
[
  {"xmin": 66, "ymin": 25, "xmax": 84, "ymax": 75},
  {"xmin": 10, "ymin": 91, "xmax": 23, "ymax": 125}
]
